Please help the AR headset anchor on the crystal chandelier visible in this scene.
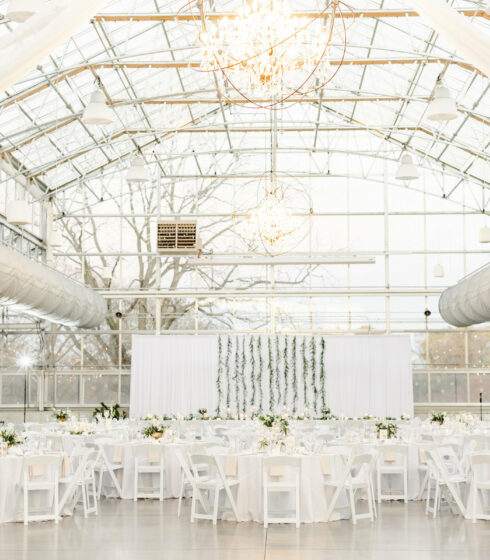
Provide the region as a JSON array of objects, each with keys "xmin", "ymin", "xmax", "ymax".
[
  {"xmin": 191, "ymin": 0, "xmax": 347, "ymax": 108},
  {"xmin": 239, "ymin": 185, "xmax": 296, "ymax": 248}
]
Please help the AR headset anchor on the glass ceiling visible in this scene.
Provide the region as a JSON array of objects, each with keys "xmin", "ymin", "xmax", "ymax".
[{"xmin": 0, "ymin": 0, "xmax": 488, "ymax": 213}]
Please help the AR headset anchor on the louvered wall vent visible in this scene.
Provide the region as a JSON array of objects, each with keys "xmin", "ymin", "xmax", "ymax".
[{"xmin": 157, "ymin": 221, "xmax": 202, "ymax": 254}]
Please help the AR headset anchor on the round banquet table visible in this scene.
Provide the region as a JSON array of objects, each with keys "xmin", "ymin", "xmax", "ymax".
[
  {"xmin": 0, "ymin": 453, "xmax": 72, "ymax": 524},
  {"xmin": 214, "ymin": 452, "xmax": 351, "ymax": 523}
]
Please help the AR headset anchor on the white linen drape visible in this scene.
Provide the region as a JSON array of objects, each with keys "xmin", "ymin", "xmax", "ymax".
[
  {"xmin": 325, "ymin": 335, "xmax": 413, "ymax": 418},
  {"xmin": 407, "ymin": 0, "xmax": 490, "ymax": 78},
  {"xmin": 130, "ymin": 335, "xmax": 413, "ymax": 418},
  {"xmin": 130, "ymin": 335, "xmax": 218, "ymax": 417}
]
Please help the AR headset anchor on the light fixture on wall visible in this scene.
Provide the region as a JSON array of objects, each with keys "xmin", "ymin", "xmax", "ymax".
[
  {"xmin": 433, "ymin": 263, "xmax": 445, "ymax": 278},
  {"xmin": 479, "ymin": 226, "xmax": 490, "ymax": 243},
  {"xmin": 126, "ymin": 155, "xmax": 151, "ymax": 184},
  {"xmin": 82, "ymin": 82, "xmax": 114, "ymax": 126},
  {"xmin": 6, "ymin": 199, "xmax": 31, "ymax": 226},
  {"xmin": 426, "ymin": 78, "xmax": 458, "ymax": 121},
  {"xmin": 6, "ymin": 0, "xmax": 43, "ymax": 23},
  {"xmin": 395, "ymin": 153, "xmax": 419, "ymax": 181}
]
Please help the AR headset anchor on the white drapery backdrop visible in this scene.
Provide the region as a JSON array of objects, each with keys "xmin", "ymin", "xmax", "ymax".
[{"xmin": 130, "ymin": 334, "xmax": 413, "ymax": 418}]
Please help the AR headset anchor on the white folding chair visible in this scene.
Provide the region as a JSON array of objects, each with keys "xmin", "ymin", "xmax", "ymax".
[
  {"xmin": 376, "ymin": 444, "xmax": 408, "ymax": 503},
  {"xmin": 22, "ymin": 455, "xmax": 61, "ymax": 525},
  {"xmin": 262, "ymin": 456, "xmax": 301, "ymax": 528},
  {"xmin": 468, "ymin": 453, "xmax": 490, "ymax": 522},
  {"xmin": 188, "ymin": 454, "xmax": 239, "ymax": 525},
  {"xmin": 346, "ymin": 453, "xmax": 376, "ymax": 524},
  {"xmin": 133, "ymin": 444, "xmax": 165, "ymax": 501},
  {"xmin": 425, "ymin": 447, "xmax": 467, "ymax": 518},
  {"xmin": 59, "ymin": 449, "xmax": 99, "ymax": 518},
  {"xmin": 90, "ymin": 439, "xmax": 124, "ymax": 499},
  {"xmin": 175, "ymin": 449, "xmax": 211, "ymax": 519}
]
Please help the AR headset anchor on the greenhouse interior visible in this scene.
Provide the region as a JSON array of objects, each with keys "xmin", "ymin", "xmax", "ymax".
[{"xmin": 0, "ymin": 0, "xmax": 488, "ymax": 558}]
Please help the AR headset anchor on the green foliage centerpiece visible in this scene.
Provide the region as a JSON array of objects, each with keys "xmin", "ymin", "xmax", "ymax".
[
  {"xmin": 0, "ymin": 429, "xmax": 23, "ymax": 448},
  {"xmin": 93, "ymin": 402, "xmax": 127, "ymax": 421},
  {"xmin": 430, "ymin": 412, "xmax": 446, "ymax": 425},
  {"xmin": 142, "ymin": 423, "xmax": 166, "ymax": 440},
  {"xmin": 375, "ymin": 421, "xmax": 398, "ymax": 439},
  {"xmin": 52, "ymin": 408, "xmax": 70, "ymax": 422}
]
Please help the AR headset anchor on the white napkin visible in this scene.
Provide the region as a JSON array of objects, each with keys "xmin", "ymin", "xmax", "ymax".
[
  {"xmin": 320, "ymin": 455, "xmax": 332, "ymax": 475},
  {"xmin": 113, "ymin": 445, "xmax": 123, "ymax": 463},
  {"xmin": 147, "ymin": 450, "xmax": 161, "ymax": 464},
  {"xmin": 269, "ymin": 465, "xmax": 284, "ymax": 477},
  {"xmin": 29, "ymin": 464, "xmax": 45, "ymax": 477},
  {"xmin": 383, "ymin": 452, "xmax": 397, "ymax": 463},
  {"xmin": 224, "ymin": 455, "xmax": 238, "ymax": 477}
]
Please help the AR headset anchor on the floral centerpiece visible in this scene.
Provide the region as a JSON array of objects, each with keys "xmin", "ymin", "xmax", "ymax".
[
  {"xmin": 400, "ymin": 413, "xmax": 411, "ymax": 421},
  {"xmin": 375, "ymin": 421, "xmax": 398, "ymax": 439},
  {"xmin": 430, "ymin": 412, "xmax": 446, "ymax": 425},
  {"xmin": 363, "ymin": 413, "xmax": 374, "ymax": 420},
  {"xmin": 197, "ymin": 408, "xmax": 209, "ymax": 420},
  {"xmin": 93, "ymin": 402, "xmax": 127, "ymax": 422},
  {"xmin": 318, "ymin": 407, "xmax": 337, "ymax": 420},
  {"xmin": 142, "ymin": 423, "xmax": 166, "ymax": 440},
  {"xmin": 144, "ymin": 413, "xmax": 172, "ymax": 421},
  {"xmin": 259, "ymin": 414, "xmax": 289, "ymax": 436},
  {"xmin": 52, "ymin": 408, "xmax": 70, "ymax": 422},
  {"xmin": 0, "ymin": 429, "xmax": 23, "ymax": 448}
]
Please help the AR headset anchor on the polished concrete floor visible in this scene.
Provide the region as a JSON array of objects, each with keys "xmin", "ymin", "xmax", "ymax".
[{"xmin": 0, "ymin": 498, "xmax": 488, "ymax": 560}]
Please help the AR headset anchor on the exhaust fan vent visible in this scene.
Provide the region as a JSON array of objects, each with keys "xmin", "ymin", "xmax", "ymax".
[{"xmin": 157, "ymin": 221, "xmax": 202, "ymax": 254}]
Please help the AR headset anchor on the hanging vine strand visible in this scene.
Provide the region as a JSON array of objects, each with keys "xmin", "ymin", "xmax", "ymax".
[
  {"xmin": 258, "ymin": 336, "xmax": 264, "ymax": 412},
  {"xmin": 320, "ymin": 336, "xmax": 327, "ymax": 411},
  {"xmin": 302, "ymin": 337, "xmax": 308, "ymax": 410},
  {"xmin": 249, "ymin": 336, "xmax": 256, "ymax": 409},
  {"xmin": 275, "ymin": 334, "xmax": 281, "ymax": 408},
  {"xmin": 241, "ymin": 337, "xmax": 247, "ymax": 414},
  {"xmin": 268, "ymin": 336, "xmax": 274, "ymax": 411},
  {"xmin": 292, "ymin": 335, "xmax": 297, "ymax": 414},
  {"xmin": 225, "ymin": 336, "xmax": 232, "ymax": 411},
  {"xmin": 216, "ymin": 335, "xmax": 223, "ymax": 416},
  {"xmin": 310, "ymin": 336, "xmax": 317, "ymax": 414},
  {"xmin": 283, "ymin": 336, "xmax": 289, "ymax": 411}
]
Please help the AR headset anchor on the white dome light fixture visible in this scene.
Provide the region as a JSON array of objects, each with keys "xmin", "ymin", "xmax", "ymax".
[
  {"xmin": 479, "ymin": 226, "xmax": 490, "ymax": 243},
  {"xmin": 82, "ymin": 87, "xmax": 114, "ymax": 126},
  {"xmin": 6, "ymin": 199, "xmax": 31, "ymax": 226},
  {"xmin": 7, "ymin": 0, "xmax": 43, "ymax": 23},
  {"xmin": 434, "ymin": 264, "xmax": 445, "ymax": 278},
  {"xmin": 126, "ymin": 155, "xmax": 151, "ymax": 184},
  {"xmin": 426, "ymin": 79, "xmax": 458, "ymax": 122},
  {"xmin": 395, "ymin": 153, "xmax": 419, "ymax": 181}
]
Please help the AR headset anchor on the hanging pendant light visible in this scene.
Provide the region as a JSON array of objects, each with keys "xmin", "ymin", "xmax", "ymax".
[
  {"xmin": 126, "ymin": 156, "xmax": 151, "ymax": 184},
  {"xmin": 434, "ymin": 264, "xmax": 445, "ymax": 278},
  {"xmin": 426, "ymin": 81, "xmax": 458, "ymax": 121},
  {"xmin": 49, "ymin": 226, "xmax": 63, "ymax": 248},
  {"xmin": 395, "ymin": 154, "xmax": 419, "ymax": 181},
  {"xmin": 7, "ymin": 0, "xmax": 43, "ymax": 23},
  {"xmin": 82, "ymin": 88, "xmax": 114, "ymax": 125},
  {"xmin": 6, "ymin": 200, "xmax": 31, "ymax": 226},
  {"xmin": 478, "ymin": 226, "xmax": 490, "ymax": 243}
]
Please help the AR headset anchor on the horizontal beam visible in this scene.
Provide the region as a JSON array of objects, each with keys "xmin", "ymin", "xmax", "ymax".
[
  {"xmin": 186, "ymin": 256, "xmax": 376, "ymax": 266},
  {"xmin": 0, "ymin": 56, "xmax": 480, "ymax": 111},
  {"xmin": 93, "ymin": 9, "xmax": 489, "ymax": 22},
  {"xmin": 97, "ymin": 288, "xmax": 444, "ymax": 298}
]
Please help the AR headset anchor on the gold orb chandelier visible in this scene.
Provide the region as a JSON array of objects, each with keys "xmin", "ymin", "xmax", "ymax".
[{"xmin": 181, "ymin": 0, "xmax": 349, "ymax": 108}]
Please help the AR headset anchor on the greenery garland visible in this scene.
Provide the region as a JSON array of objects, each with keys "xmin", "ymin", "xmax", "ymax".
[
  {"xmin": 234, "ymin": 338, "xmax": 240, "ymax": 415},
  {"xmin": 283, "ymin": 336, "xmax": 289, "ymax": 411},
  {"xmin": 258, "ymin": 336, "xmax": 264, "ymax": 412},
  {"xmin": 310, "ymin": 337, "xmax": 318, "ymax": 415},
  {"xmin": 302, "ymin": 338, "xmax": 308, "ymax": 409},
  {"xmin": 249, "ymin": 336, "xmax": 256, "ymax": 409},
  {"xmin": 216, "ymin": 335, "xmax": 223, "ymax": 416},
  {"xmin": 275, "ymin": 335, "xmax": 281, "ymax": 408},
  {"xmin": 320, "ymin": 337, "xmax": 326, "ymax": 411},
  {"xmin": 241, "ymin": 337, "xmax": 246, "ymax": 414},
  {"xmin": 268, "ymin": 336, "xmax": 274, "ymax": 411},
  {"xmin": 292, "ymin": 336, "xmax": 297, "ymax": 414},
  {"xmin": 225, "ymin": 336, "xmax": 232, "ymax": 410}
]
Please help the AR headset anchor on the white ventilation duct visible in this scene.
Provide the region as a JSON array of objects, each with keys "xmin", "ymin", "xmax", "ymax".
[
  {"xmin": 0, "ymin": 243, "xmax": 106, "ymax": 328},
  {"xmin": 439, "ymin": 264, "xmax": 490, "ymax": 327}
]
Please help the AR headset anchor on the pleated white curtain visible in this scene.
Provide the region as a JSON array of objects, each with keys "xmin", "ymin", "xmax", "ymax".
[
  {"xmin": 130, "ymin": 334, "xmax": 413, "ymax": 418},
  {"xmin": 130, "ymin": 335, "xmax": 218, "ymax": 417},
  {"xmin": 325, "ymin": 335, "xmax": 413, "ymax": 418}
]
